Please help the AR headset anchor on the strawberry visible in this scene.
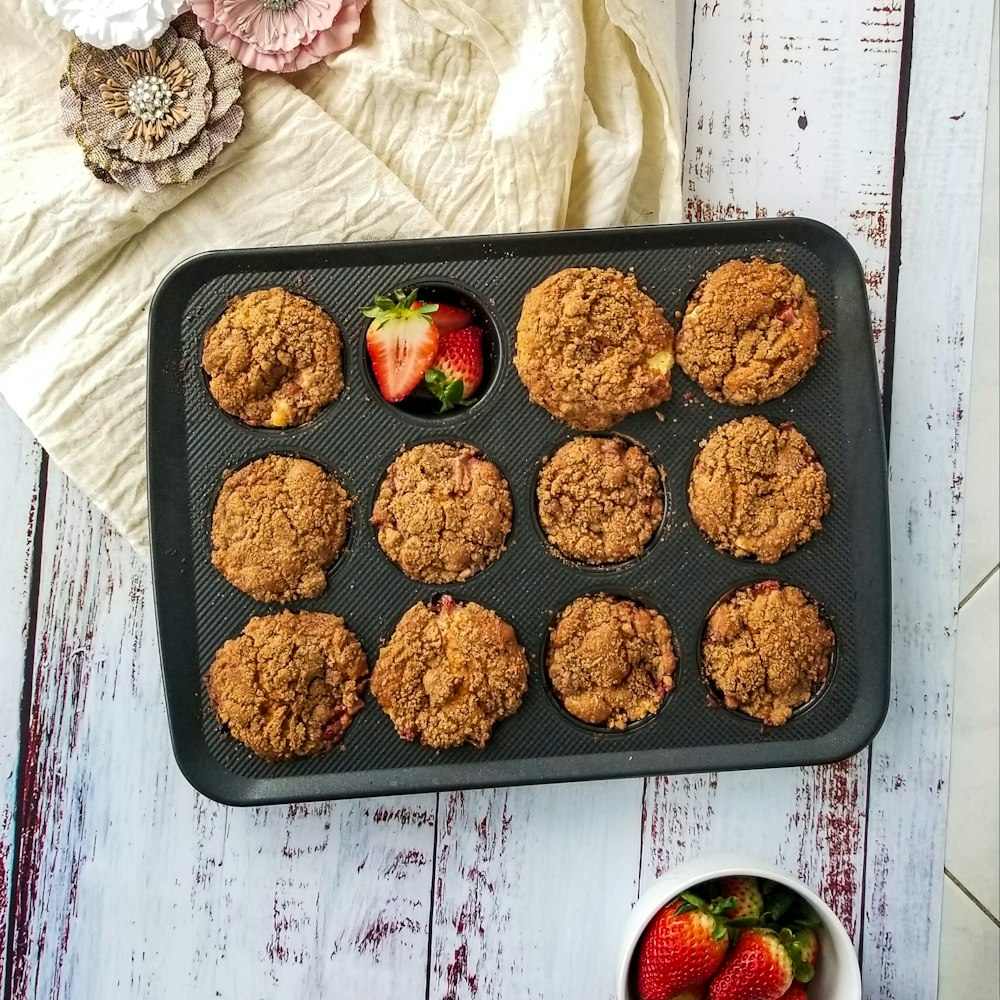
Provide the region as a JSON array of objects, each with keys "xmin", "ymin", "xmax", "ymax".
[
  {"xmin": 424, "ymin": 325, "xmax": 484, "ymax": 411},
  {"xmin": 635, "ymin": 893, "xmax": 732, "ymax": 1000},
  {"xmin": 717, "ymin": 876, "xmax": 764, "ymax": 923},
  {"xmin": 363, "ymin": 289, "xmax": 440, "ymax": 402},
  {"xmin": 707, "ymin": 928, "xmax": 793, "ymax": 1000},
  {"xmin": 413, "ymin": 300, "xmax": 472, "ymax": 334},
  {"xmin": 668, "ymin": 989, "xmax": 708, "ymax": 1000},
  {"xmin": 779, "ymin": 985, "xmax": 808, "ymax": 1000},
  {"xmin": 777, "ymin": 927, "xmax": 818, "ymax": 983}
]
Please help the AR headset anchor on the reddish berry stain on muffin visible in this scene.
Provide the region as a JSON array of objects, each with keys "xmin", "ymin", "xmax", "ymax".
[{"xmin": 676, "ymin": 258, "xmax": 823, "ymax": 405}]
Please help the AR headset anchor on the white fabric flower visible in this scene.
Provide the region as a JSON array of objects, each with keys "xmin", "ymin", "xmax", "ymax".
[{"xmin": 41, "ymin": 0, "xmax": 187, "ymax": 49}]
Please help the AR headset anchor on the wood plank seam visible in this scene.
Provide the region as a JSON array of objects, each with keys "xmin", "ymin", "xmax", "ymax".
[
  {"xmin": 877, "ymin": 0, "xmax": 916, "ymax": 443},
  {"xmin": 1, "ymin": 452, "xmax": 48, "ymax": 1000},
  {"xmin": 853, "ymin": 0, "xmax": 915, "ymax": 978},
  {"xmin": 423, "ymin": 793, "xmax": 441, "ymax": 1000}
]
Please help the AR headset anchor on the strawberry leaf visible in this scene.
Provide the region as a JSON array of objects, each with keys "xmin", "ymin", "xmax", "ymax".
[
  {"xmin": 760, "ymin": 886, "xmax": 795, "ymax": 924},
  {"xmin": 361, "ymin": 288, "xmax": 438, "ymax": 328},
  {"xmin": 792, "ymin": 957, "xmax": 815, "ymax": 983},
  {"xmin": 425, "ymin": 370, "xmax": 466, "ymax": 412}
]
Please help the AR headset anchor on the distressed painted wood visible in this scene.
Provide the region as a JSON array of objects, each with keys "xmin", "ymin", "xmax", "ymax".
[
  {"xmin": 6, "ymin": 466, "xmax": 437, "ymax": 998},
  {"xmin": 864, "ymin": 1, "xmax": 996, "ymax": 996},
  {"xmin": 429, "ymin": 781, "xmax": 644, "ymax": 999},
  {"xmin": 641, "ymin": 759, "xmax": 869, "ymax": 942},
  {"xmin": 0, "ymin": 1, "xmax": 994, "ymax": 997},
  {"xmin": 0, "ymin": 394, "xmax": 42, "ymax": 981}
]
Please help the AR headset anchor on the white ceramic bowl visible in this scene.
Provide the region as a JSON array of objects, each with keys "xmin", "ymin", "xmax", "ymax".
[{"xmin": 617, "ymin": 855, "xmax": 862, "ymax": 1000}]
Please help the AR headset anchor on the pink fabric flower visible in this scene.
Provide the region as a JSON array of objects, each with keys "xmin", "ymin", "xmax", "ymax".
[{"xmin": 190, "ymin": 0, "xmax": 366, "ymax": 73}]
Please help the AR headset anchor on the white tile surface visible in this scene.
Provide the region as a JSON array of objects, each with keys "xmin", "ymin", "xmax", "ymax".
[
  {"xmin": 938, "ymin": 876, "xmax": 1000, "ymax": 1000},
  {"xmin": 960, "ymin": 0, "xmax": 1000, "ymax": 599},
  {"xmin": 945, "ymin": 570, "xmax": 1000, "ymax": 918}
]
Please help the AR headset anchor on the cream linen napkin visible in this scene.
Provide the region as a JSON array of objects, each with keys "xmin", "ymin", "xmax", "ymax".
[{"xmin": 0, "ymin": 0, "xmax": 682, "ymax": 554}]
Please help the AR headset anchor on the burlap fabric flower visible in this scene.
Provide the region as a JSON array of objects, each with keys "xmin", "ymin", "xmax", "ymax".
[{"xmin": 59, "ymin": 13, "xmax": 244, "ymax": 192}]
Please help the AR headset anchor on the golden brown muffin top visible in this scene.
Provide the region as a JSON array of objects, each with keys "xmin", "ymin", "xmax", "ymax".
[
  {"xmin": 211, "ymin": 455, "xmax": 350, "ymax": 603},
  {"xmin": 547, "ymin": 595, "xmax": 676, "ymax": 729},
  {"xmin": 370, "ymin": 597, "xmax": 527, "ymax": 749},
  {"xmin": 702, "ymin": 582, "xmax": 834, "ymax": 725},
  {"xmin": 371, "ymin": 443, "xmax": 512, "ymax": 584},
  {"xmin": 202, "ymin": 287, "xmax": 343, "ymax": 427},
  {"xmin": 537, "ymin": 436, "xmax": 663, "ymax": 563},
  {"xmin": 676, "ymin": 258, "xmax": 823, "ymax": 405},
  {"xmin": 514, "ymin": 267, "xmax": 674, "ymax": 430},
  {"xmin": 689, "ymin": 416, "xmax": 829, "ymax": 563},
  {"xmin": 206, "ymin": 610, "xmax": 368, "ymax": 761}
]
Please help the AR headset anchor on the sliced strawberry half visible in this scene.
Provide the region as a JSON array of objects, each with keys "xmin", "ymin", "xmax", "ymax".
[
  {"xmin": 363, "ymin": 289, "xmax": 440, "ymax": 402},
  {"xmin": 412, "ymin": 300, "xmax": 473, "ymax": 334},
  {"xmin": 424, "ymin": 325, "xmax": 484, "ymax": 411}
]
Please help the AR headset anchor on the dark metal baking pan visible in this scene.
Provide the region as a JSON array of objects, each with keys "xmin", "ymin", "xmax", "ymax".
[{"xmin": 147, "ymin": 218, "xmax": 891, "ymax": 806}]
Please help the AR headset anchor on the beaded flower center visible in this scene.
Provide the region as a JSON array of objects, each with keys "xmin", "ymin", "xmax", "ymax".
[
  {"xmin": 261, "ymin": 0, "xmax": 299, "ymax": 10},
  {"xmin": 98, "ymin": 46, "xmax": 195, "ymax": 149},
  {"xmin": 126, "ymin": 75, "xmax": 174, "ymax": 122}
]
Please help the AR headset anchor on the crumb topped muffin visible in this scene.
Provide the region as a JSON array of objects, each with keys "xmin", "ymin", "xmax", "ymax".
[
  {"xmin": 537, "ymin": 435, "xmax": 663, "ymax": 563},
  {"xmin": 514, "ymin": 267, "xmax": 674, "ymax": 430},
  {"xmin": 211, "ymin": 454, "xmax": 350, "ymax": 603},
  {"xmin": 676, "ymin": 258, "xmax": 823, "ymax": 404},
  {"xmin": 207, "ymin": 610, "xmax": 367, "ymax": 761},
  {"xmin": 370, "ymin": 596, "xmax": 528, "ymax": 748},
  {"xmin": 546, "ymin": 595, "xmax": 676, "ymax": 729},
  {"xmin": 371, "ymin": 442, "xmax": 512, "ymax": 584},
  {"xmin": 689, "ymin": 416, "xmax": 829, "ymax": 563},
  {"xmin": 701, "ymin": 581, "xmax": 834, "ymax": 725},
  {"xmin": 202, "ymin": 287, "xmax": 343, "ymax": 427}
]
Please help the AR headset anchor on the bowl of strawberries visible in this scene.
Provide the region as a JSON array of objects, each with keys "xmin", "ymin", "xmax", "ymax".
[{"xmin": 618, "ymin": 855, "xmax": 861, "ymax": 1000}]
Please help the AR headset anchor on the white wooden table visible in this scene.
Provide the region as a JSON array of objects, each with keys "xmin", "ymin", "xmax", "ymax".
[{"xmin": 0, "ymin": 3, "xmax": 994, "ymax": 996}]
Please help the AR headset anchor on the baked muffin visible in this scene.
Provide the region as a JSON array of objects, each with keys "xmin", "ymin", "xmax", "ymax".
[
  {"xmin": 676, "ymin": 258, "xmax": 823, "ymax": 404},
  {"xmin": 206, "ymin": 610, "xmax": 368, "ymax": 761},
  {"xmin": 514, "ymin": 267, "xmax": 674, "ymax": 430},
  {"xmin": 371, "ymin": 442, "xmax": 512, "ymax": 584},
  {"xmin": 689, "ymin": 416, "xmax": 829, "ymax": 563},
  {"xmin": 370, "ymin": 596, "xmax": 528, "ymax": 748},
  {"xmin": 202, "ymin": 287, "xmax": 343, "ymax": 427},
  {"xmin": 537, "ymin": 436, "xmax": 663, "ymax": 563},
  {"xmin": 701, "ymin": 581, "xmax": 834, "ymax": 725},
  {"xmin": 211, "ymin": 455, "xmax": 350, "ymax": 603},
  {"xmin": 547, "ymin": 595, "xmax": 676, "ymax": 729}
]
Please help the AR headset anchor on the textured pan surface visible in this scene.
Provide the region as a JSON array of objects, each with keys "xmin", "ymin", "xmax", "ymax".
[{"xmin": 147, "ymin": 219, "xmax": 891, "ymax": 806}]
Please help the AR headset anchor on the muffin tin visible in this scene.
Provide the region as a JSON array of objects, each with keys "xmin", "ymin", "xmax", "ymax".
[{"xmin": 147, "ymin": 218, "xmax": 891, "ymax": 806}]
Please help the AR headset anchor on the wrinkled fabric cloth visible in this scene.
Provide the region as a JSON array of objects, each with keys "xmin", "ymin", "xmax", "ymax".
[{"xmin": 0, "ymin": 0, "xmax": 682, "ymax": 554}]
